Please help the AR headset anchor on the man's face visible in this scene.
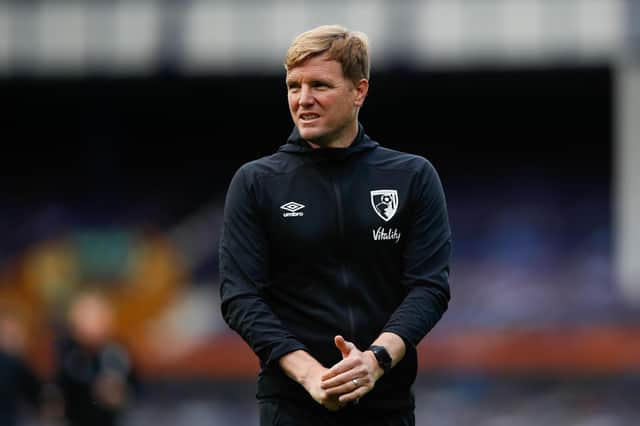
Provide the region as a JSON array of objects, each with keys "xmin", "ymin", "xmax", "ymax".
[{"xmin": 286, "ymin": 53, "xmax": 368, "ymax": 148}]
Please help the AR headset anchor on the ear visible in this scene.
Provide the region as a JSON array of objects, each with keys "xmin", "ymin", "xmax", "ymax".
[{"xmin": 354, "ymin": 78, "xmax": 369, "ymax": 107}]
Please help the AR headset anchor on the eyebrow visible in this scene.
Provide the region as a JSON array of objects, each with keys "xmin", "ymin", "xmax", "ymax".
[{"xmin": 286, "ymin": 77, "xmax": 331, "ymax": 87}]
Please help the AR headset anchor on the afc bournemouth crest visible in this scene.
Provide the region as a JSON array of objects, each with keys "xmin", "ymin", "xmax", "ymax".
[{"xmin": 370, "ymin": 189, "xmax": 398, "ymax": 222}]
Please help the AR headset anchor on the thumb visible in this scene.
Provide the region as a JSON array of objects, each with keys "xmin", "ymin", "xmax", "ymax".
[{"xmin": 334, "ymin": 335, "xmax": 352, "ymax": 358}]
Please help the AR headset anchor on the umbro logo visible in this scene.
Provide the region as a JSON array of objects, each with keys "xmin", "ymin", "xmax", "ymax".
[{"xmin": 281, "ymin": 201, "xmax": 305, "ymax": 217}]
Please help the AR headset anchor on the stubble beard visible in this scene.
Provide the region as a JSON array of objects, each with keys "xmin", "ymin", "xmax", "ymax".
[{"xmin": 299, "ymin": 116, "xmax": 357, "ymax": 148}]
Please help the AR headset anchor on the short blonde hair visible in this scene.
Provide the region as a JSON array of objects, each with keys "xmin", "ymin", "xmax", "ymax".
[{"xmin": 285, "ymin": 25, "xmax": 370, "ymax": 84}]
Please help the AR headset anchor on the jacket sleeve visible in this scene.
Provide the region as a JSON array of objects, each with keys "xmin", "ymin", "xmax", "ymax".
[
  {"xmin": 219, "ymin": 165, "xmax": 308, "ymax": 367},
  {"xmin": 382, "ymin": 161, "xmax": 452, "ymax": 348}
]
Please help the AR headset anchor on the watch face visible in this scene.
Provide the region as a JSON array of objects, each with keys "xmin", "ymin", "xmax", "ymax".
[{"xmin": 370, "ymin": 345, "xmax": 392, "ymax": 371}]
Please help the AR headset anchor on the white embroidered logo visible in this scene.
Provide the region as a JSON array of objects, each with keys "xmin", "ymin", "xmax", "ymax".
[
  {"xmin": 370, "ymin": 189, "xmax": 398, "ymax": 222},
  {"xmin": 372, "ymin": 227, "xmax": 402, "ymax": 243},
  {"xmin": 281, "ymin": 201, "xmax": 305, "ymax": 217}
]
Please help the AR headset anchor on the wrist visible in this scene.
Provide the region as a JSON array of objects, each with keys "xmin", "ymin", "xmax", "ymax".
[
  {"xmin": 299, "ymin": 361, "xmax": 322, "ymax": 390},
  {"xmin": 365, "ymin": 349, "xmax": 385, "ymax": 380},
  {"xmin": 367, "ymin": 345, "xmax": 393, "ymax": 376},
  {"xmin": 279, "ymin": 350, "xmax": 321, "ymax": 387}
]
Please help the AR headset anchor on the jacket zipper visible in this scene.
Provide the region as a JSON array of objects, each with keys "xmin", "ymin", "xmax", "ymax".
[{"xmin": 332, "ymin": 174, "xmax": 355, "ymax": 340}]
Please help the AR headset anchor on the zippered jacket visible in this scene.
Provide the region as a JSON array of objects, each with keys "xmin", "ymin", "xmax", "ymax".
[{"xmin": 219, "ymin": 124, "xmax": 451, "ymax": 415}]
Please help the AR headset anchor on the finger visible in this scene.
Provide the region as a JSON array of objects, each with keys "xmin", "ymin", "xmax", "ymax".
[
  {"xmin": 324, "ymin": 402, "xmax": 340, "ymax": 412},
  {"xmin": 324, "ymin": 382, "xmax": 354, "ymax": 396},
  {"xmin": 324, "ymin": 377, "xmax": 370, "ymax": 396},
  {"xmin": 338, "ymin": 385, "xmax": 371, "ymax": 403},
  {"xmin": 320, "ymin": 358, "xmax": 359, "ymax": 381},
  {"xmin": 323, "ymin": 399, "xmax": 346, "ymax": 412},
  {"xmin": 321, "ymin": 367, "xmax": 367, "ymax": 389},
  {"xmin": 334, "ymin": 335, "xmax": 353, "ymax": 358}
]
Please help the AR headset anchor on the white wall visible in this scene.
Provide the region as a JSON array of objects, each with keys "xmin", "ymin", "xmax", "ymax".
[
  {"xmin": 0, "ymin": 0, "xmax": 627, "ymax": 75},
  {"xmin": 616, "ymin": 60, "xmax": 640, "ymax": 303}
]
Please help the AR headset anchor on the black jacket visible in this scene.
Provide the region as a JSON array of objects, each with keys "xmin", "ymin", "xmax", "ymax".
[{"xmin": 220, "ymin": 124, "xmax": 451, "ymax": 415}]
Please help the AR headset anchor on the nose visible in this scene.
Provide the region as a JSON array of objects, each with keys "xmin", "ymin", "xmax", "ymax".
[{"xmin": 298, "ymin": 85, "xmax": 314, "ymax": 107}]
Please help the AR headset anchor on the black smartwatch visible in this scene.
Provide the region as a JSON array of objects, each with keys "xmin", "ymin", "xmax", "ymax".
[{"xmin": 367, "ymin": 345, "xmax": 392, "ymax": 374}]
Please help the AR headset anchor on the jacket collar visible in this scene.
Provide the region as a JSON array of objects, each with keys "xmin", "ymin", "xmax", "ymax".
[{"xmin": 278, "ymin": 122, "xmax": 378, "ymax": 159}]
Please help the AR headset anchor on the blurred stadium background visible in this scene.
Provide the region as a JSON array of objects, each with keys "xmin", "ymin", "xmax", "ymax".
[{"xmin": 2, "ymin": 0, "xmax": 640, "ymax": 425}]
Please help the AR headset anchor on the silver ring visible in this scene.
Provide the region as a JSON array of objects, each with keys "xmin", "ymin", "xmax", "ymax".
[{"xmin": 352, "ymin": 379, "xmax": 359, "ymax": 387}]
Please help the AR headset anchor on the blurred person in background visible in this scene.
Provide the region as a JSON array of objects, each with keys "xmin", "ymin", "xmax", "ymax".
[
  {"xmin": 54, "ymin": 290, "xmax": 138, "ymax": 426},
  {"xmin": 220, "ymin": 24, "xmax": 451, "ymax": 426},
  {"xmin": 0, "ymin": 307, "xmax": 42, "ymax": 426}
]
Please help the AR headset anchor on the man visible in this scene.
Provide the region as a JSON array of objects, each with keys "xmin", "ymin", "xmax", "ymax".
[
  {"xmin": 219, "ymin": 24, "xmax": 451, "ymax": 426},
  {"xmin": 55, "ymin": 291, "xmax": 138, "ymax": 426}
]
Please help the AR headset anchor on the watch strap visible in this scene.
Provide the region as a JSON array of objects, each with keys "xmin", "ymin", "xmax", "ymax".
[{"xmin": 368, "ymin": 345, "xmax": 392, "ymax": 373}]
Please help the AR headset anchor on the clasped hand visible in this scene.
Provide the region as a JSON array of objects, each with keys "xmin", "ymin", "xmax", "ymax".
[{"xmin": 306, "ymin": 335, "xmax": 383, "ymax": 411}]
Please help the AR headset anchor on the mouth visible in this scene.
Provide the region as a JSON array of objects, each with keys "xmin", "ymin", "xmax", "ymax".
[{"xmin": 299, "ymin": 113, "xmax": 320, "ymax": 122}]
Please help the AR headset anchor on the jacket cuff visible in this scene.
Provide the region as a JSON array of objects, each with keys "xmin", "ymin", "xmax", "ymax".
[
  {"xmin": 380, "ymin": 326, "xmax": 416, "ymax": 352},
  {"xmin": 264, "ymin": 339, "xmax": 309, "ymax": 367}
]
